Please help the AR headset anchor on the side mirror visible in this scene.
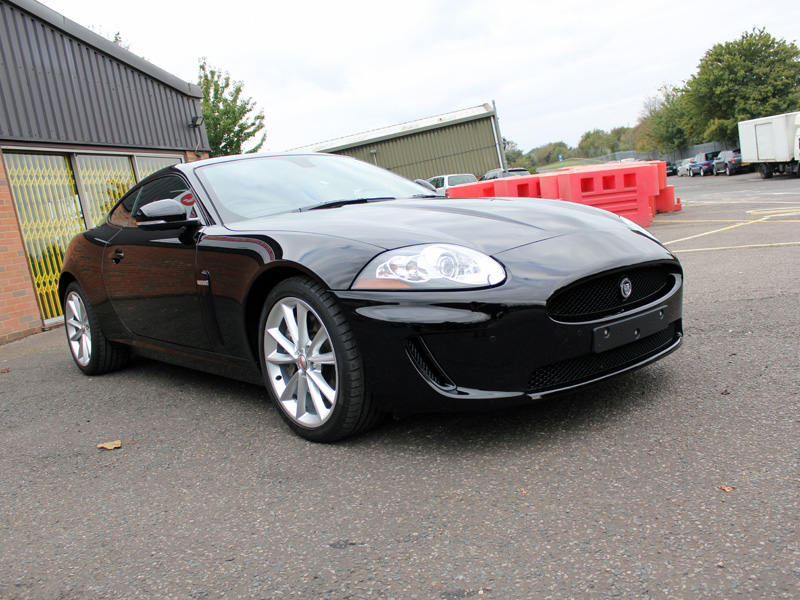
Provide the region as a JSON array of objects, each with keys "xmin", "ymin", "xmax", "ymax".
[
  {"xmin": 135, "ymin": 199, "xmax": 200, "ymax": 231},
  {"xmin": 414, "ymin": 179, "xmax": 438, "ymax": 193}
]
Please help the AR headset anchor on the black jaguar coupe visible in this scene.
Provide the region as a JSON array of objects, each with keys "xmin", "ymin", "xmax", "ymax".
[{"xmin": 60, "ymin": 153, "xmax": 683, "ymax": 441}]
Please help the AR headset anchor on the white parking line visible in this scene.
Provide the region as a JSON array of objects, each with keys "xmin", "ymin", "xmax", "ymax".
[
  {"xmin": 673, "ymin": 242, "xmax": 800, "ymax": 253},
  {"xmin": 663, "ymin": 209, "xmax": 800, "ymax": 246},
  {"xmin": 664, "ymin": 218, "xmax": 770, "ymax": 245}
]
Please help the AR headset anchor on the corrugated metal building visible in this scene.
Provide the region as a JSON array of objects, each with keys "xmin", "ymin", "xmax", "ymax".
[
  {"xmin": 0, "ymin": 0, "xmax": 211, "ymax": 343},
  {"xmin": 291, "ymin": 103, "xmax": 507, "ymax": 181}
]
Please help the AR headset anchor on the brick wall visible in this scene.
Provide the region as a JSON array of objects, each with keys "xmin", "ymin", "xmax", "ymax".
[
  {"xmin": 185, "ymin": 150, "xmax": 210, "ymax": 163},
  {"xmin": 0, "ymin": 151, "xmax": 44, "ymax": 344}
]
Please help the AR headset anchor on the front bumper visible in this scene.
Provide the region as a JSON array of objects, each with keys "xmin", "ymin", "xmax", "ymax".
[{"xmin": 335, "ymin": 231, "xmax": 683, "ymax": 412}]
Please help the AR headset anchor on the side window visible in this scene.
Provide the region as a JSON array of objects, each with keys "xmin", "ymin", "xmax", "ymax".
[
  {"xmin": 131, "ymin": 176, "xmax": 191, "ymax": 216},
  {"xmin": 108, "ymin": 188, "xmax": 138, "ymax": 226},
  {"xmin": 108, "ymin": 175, "xmax": 198, "ymax": 228}
]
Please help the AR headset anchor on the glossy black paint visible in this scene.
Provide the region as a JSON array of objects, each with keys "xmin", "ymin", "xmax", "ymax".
[{"xmin": 60, "ymin": 153, "xmax": 683, "ymax": 413}]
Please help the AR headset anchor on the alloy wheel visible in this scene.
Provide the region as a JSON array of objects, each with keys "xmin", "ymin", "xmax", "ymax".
[
  {"xmin": 263, "ymin": 296, "xmax": 338, "ymax": 428},
  {"xmin": 65, "ymin": 290, "xmax": 92, "ymax": 367}
]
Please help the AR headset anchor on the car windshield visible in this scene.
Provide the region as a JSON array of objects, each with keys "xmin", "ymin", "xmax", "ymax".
[
  {"xmin": 448, "ymin": 174, "xmax": 477, "ymax": 186},
  {"xmin": 195, "ymin": 154, "xmax": 433, "ymax": 222}
]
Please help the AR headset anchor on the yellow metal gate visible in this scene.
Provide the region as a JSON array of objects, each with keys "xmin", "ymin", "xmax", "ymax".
[
  {"xmin": 4, "ymin": 151, "xmax": 181, "ymax": 321},
  {"xmin": 4, "ymin": 153, "xmax": 85, "ymax": 320}
]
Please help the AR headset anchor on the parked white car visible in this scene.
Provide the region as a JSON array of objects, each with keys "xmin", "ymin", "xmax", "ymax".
[
  {"xmin": 427, "ymin": 173, "xmax": 478, "ymax": 195},
  {"xmin": 677, "ymin": 158, "xmax": 693, "ymax": 177}
]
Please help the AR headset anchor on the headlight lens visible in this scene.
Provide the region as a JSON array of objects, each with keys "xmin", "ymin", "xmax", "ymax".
[{"xmin": 353, "ymin": 244, "xmax": 506, "ymax": 290}]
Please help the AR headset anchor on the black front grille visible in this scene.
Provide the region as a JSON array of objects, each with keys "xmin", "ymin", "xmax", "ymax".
[
  {"xmin": 526, "ymin": 324, "xmax": 677, "ymax": 394},
  {"xmin": 548, "ymin": 267, "xmax": 674, "ymax": 321}
]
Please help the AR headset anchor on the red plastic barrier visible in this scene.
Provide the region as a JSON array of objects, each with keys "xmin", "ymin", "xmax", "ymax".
[
  {"xmin": 446, "ymin": 161, "xmax": 680, "ymax": 223},
  {"xmin": 653, "ymin": 185, "xmax": 681, "ymax": 213},
  {"xmin": 504, "ymin": 175, "xmax": 542, "ymax": 198},
  {"xmin": 446, "ymin": 180, "xmax": 501, "ymax": 198},
  {"xmin": 535, "ymin": 172, "xmax": 561, "ymax": 199},
  {"xmin": 556, "ymin": 163, "xmax": 658, "ymax": 227},
  {"xmin": 648, "ymin": 161, "xmax": 668, "ymax": 190},
  {"xmin": 447, "ymin": 174, "xmax": 561, "ymax": 200}
]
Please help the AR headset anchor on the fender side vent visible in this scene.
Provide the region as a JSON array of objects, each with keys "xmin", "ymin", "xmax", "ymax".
[{"xmin": 406, "ymin": 337, "xmax": 456, "ymax": 390}]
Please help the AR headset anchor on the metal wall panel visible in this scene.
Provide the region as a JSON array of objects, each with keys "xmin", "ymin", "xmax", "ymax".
[
  {"xmin": 0, "ymin": 1, "xmax": 208, "ymax": 151},
  {"xmin": 333, "ymin": 118, "xmax": 501, "ymax": 180}
]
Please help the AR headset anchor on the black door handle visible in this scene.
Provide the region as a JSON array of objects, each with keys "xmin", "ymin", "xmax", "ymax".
[{"xmin": 109, "ymin": 249, "xmax": 125, "ymax": 264}]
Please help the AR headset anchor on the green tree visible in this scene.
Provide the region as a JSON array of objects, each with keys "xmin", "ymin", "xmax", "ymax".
[
  {"xmin": 638, "ymin": 85, "xmax": 690, "ymax": 153},
  {"xmin": 198, "ymin": 59, "xmax": 266, "ymax": 157},
  {"xmin": 504, "ymin": 138, "xmax": 523, "ymax": 165},
  {"xmin": 577, "ymin": 129, "xmax": 612, "ymax": 157},
  {"xmin": 608, "ymin": 126, "xmax": 637, "ymax": 152},
  {"xmin": 531, "ymin": 141, "xmax": 571, "ymax": 166},
  {"xmin": 683, "ymin": 28, "xmax": 800, "ymax": 144}
]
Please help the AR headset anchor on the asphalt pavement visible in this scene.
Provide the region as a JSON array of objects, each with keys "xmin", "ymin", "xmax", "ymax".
[{"xmin": 1, "ymin": 171, "xmax": 798, "ymax": 599}]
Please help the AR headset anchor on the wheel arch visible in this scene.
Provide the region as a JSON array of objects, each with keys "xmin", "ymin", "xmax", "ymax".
[
  {"xmin": 58, "ymin": 271, "xmax": 78, "ymax": 308},
  {"xmin": 243, "ymin": 264, "xmax": 332, "ymax": 366}
]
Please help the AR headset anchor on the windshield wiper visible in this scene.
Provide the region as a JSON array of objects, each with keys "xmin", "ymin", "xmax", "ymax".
[
  {"xmin": 411, "ymin": 193, "xmax": 444, "ymax": 198},
  {"xmin": 302, "ymin": 197, "xmax": 396, "ymax": 211}
]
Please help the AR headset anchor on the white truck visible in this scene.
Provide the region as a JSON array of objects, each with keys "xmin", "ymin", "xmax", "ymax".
[{"xmin": 737, "ymin": 111, "xmax": 800, "ymax": 179}]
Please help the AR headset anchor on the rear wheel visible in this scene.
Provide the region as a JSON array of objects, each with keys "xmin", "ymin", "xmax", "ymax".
[
  {"xmin": 64, "ymin": 282, "xmax": 129, "ymax": 375},
  {"xmin": 259, "ymin": 277, "xmax": 380, "ymax": 442},
  {"xmin": 725, "ymin": 164, "xmax": 732, "ymax": 176},
  {"xmin": 759, "ymin": 164, "xmax": 773, "ymax": 179},
  {"xmin": 689, "ymin": 168, "xmax": 695, "ymax": 177},
  {"xmin": 712, "ymin": 166, "xmax": 718, "ymax": 176}
]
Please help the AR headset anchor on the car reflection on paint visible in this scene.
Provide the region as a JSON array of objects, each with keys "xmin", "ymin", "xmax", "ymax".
[{"xmin": 59, "ymin": 153, "xmax": 683, "ymax": 442}]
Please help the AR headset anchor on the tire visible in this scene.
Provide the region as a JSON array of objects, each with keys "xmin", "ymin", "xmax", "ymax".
[
  {"xmin": 726, "ymin": 164, "xmax": 732, "ymax": 176},
  {"xmin": 259, "ymin": 276, "xmax": 381, "ymax": 442},
  {"xmin": 689, "ymin": 168, "xmax": 695, "ymax": 177},
  {"xmin": 759, "ymin": 164, "xmax": 773, "ymax": 179},
  {"xmin": 700, "ymin": 167, "xmax": 706, "ymax": 177},
  {"xmin": 712, "ymin": 165, "xmax": 718, "ymax": 176},
  {"xmin": 63, "ymin": 282, "xmax": 130, "ymax": 375}
]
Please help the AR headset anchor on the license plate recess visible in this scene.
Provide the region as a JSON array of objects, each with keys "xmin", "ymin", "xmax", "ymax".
[{"xmin": 592, "ymin": 305, "xmax": 670, "ymax": 353}]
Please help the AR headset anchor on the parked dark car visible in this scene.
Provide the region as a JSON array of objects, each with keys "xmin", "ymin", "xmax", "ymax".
[
  {"xmin": 712, "ymin": 149, "xmax": 748, "ymax": 176},
  {"xmin": 479, "ymin": 167, "xmax": 530, "ymax": 180},
  {"xmin": 59, "ymin": 153, "xmax": 683, "ymax": 442},
  {"xmin": 688, "ymin": 151, "xmax": 720, "ymax": 177},
  {"xmin": 665, "ymin": 161, "xmax": 677, "ymax": 176}
]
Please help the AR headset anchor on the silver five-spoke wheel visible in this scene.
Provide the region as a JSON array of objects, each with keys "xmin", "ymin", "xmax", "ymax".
[
  {"xmin": 263, "ymin": 296, "xmax": 338, "ymax": 428},
  {"xmin": 65, "ymin": 290, "xmax": 92, "ymax": 367}
]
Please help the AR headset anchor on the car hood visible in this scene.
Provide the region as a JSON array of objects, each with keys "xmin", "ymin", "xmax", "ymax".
[{"xmin": 222, "ymin": 197, "xmax": 634, "ymax": 255}]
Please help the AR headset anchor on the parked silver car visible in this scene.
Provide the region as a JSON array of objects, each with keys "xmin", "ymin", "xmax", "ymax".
[
  {"xmin": 677, "ymin": 158, "xmax": 693, "ymax": 177},
  {"xmin": 427, "ymin": 173, "xmax": 478, "ymax": 194}
]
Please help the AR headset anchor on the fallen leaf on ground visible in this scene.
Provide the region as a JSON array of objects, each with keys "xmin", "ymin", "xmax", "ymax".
[
  {"xmin": 97, "ymin": 440, "xmax": 122, "ymax": 450},
  {"xmin": 718, "ymin": 485, "xmax": 735, "ymax": 493},
  {"xmin": 0, "ymin": 368, "xmax": 9, "ymax": 373}
]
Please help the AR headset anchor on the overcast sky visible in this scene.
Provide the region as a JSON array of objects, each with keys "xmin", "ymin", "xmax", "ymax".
[{"xmin": 40, "ymin": 0, "xmax": 800, "ymax": 153}]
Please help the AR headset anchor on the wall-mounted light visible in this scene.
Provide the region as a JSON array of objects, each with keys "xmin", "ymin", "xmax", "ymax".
[{"xmin": 190, "ymin": 115, "xmax": 204, "ymax": 128}]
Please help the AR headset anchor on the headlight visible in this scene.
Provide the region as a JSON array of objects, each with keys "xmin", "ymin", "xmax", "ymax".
[{"xmin": 353, "ymin": 244, "xmax": 506, "ymax": 290}]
